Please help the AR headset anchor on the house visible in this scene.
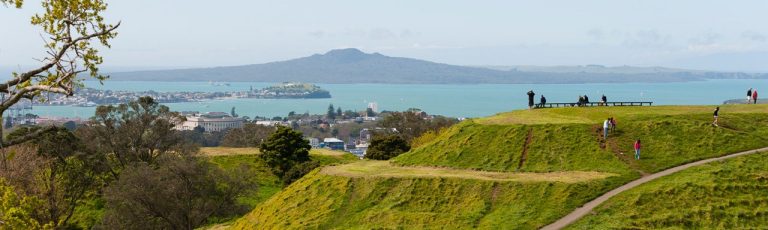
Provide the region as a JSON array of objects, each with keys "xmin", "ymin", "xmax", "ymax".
[{"xmin": 323, "ymin": 138, "xmax": 345, "ymax": 151}]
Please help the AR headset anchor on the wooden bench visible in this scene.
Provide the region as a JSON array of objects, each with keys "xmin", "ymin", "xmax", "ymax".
[{"xmin": 534, "ymin": 102, "xmax": 653, "ymax": 108}]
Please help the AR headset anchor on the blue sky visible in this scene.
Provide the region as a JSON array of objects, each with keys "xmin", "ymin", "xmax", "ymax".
[{"xmin": 2, "ymin": 0, "xmax": 768, "ymax": 72}]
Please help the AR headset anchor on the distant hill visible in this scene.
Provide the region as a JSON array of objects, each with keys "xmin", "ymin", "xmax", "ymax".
[{"xmin": 108, "ymin": 49, "xmax": 768, "ymax": 84}]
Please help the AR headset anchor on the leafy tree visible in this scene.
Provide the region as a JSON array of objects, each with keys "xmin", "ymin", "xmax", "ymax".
[
  {"xmin": 0, "ymin": 178, "xmax": 50, "ymax": 229},
  {"xmin": 366, "ymin": 108, "xmax": 376, "ymax": 117},
  {"xmin": 221, "ymin": 123, "xmax": 276, "ymax": 147},
  {"xmin": 230, "ymin": 107, "xmax": 238, "ymax": 117},
  {"xmin": 100, "ymin": 157, "xmax": 255, "ymax": 230},
  {"xmin": 76, "ymin": 96, "xmax": 195, "ymax": 178},
  {"xmin": 365, "ymin": 134, "xmax": 411, "ymax": 160},
  {"xmin": 327, "ymin": 104, "xmax": 336, "ymax": 120},
  {"xmin": 259, "ymin": 126, "xmax": 311, "ymax": 179},
  {"xmin": 0, "ymin": 0, "xmax": 119, "ymax": 148},
  {"xmin": 336, "ymin": 107, "xmax": 343, "ymax": 118},
  {"xmin": 380, "ymin": 111, "xmax": 458, "ymax": 142},
  {"xmin": 3, "ymin": 127, "xmax": 103, "ymax": 228}
]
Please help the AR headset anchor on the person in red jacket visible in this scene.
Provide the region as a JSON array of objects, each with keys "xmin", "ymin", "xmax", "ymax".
[
  {"xmin": 634, "ymin": 139, "xmax": 641, "ymax": 160},
  {"xmin": 753, "ymin": 89, "xmax": 758, "ymax": 104}
]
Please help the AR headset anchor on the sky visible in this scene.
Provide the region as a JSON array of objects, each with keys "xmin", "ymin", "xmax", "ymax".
[{"xmin": 2, "ymin": 0, "xmax": 768, "ymax": 72}]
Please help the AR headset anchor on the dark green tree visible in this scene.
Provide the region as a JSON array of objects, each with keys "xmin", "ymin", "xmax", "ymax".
[
  {"xmin": 366, "ymin": 108, "xmax": 376, "ymax": 117},
  {"xmin": 327, "ymin": 104, "xmax": 336, "ymax": 120},
  {"xmin": 231, "ymin": 107, "xmax": 237, "ymax": 117},
  {"xmin": 365, "ymin": 134, "xmax": 411, "ymax": 160},
  {"xmin": 336, "ymin": 107, "xmax": 342, "ymax": 118},
  {"xmin": 259, "ymin": 126, "xmax": 311, "ymax": 179}
]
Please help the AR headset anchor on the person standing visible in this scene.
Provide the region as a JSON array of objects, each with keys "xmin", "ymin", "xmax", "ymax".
[
  {"xmin": 540, "ymin": 95, "xmax": 547, "ymax": 107},
  {"xmin": 601, "ymin": 94, "xmax": 608, "ymax": 106},
  {"xmin": 747, "ymin": 88, "xmax": 753, "ymax": 103},
  {"xmin": 527, "ymin": 90, "xmax": 536, "ymax": 109},
  {"xmin": 603, "ymin": 118, "xmax": 610, "ymax": 140},
  {"xmin": 610, "ymin": 117, "xmax": 617, "ymax": 132},
  {"xmin": 634, "ymin": 139, "xmax": 642, "ymax": 160},
  {"xmin": 584, "ymin": 95, "xmax": 590, "ymax": 104},
  {"xmin": 712, "ymin": 107, "xmax": 720, "ymax": 127},
  {"xmin": 753, "ymin": 89, "xmax": 758, "ymax": 104}
]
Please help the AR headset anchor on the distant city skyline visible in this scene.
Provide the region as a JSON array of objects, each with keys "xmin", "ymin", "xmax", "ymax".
[{"xmin": 3, "ymin": 0, "xmax": 768, "ymax": 72}]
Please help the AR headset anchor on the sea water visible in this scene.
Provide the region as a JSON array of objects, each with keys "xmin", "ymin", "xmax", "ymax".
[{"xmin": 26, "ymin": 79, "xmax": 766, "ymax": 119}]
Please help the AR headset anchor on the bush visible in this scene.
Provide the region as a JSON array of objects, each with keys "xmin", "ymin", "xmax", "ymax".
[
  {"xmin": 99, "ymin": 156, "xmax": 256, "ymax": 229},
  {"xmin": 365, "ymin": 134, "xmax": 411, "ymax": 160}
]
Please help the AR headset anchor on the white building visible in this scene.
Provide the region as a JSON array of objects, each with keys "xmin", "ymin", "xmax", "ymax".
[
  {"xmin": 177, "ymin": 112, "xmax": 244, "ymax": 132},
  {"xmin": 367, "ymin": 102, "xmax": 379, "ymax": 113}
]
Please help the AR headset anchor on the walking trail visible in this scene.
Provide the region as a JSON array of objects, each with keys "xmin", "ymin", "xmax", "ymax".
[{"xmin": 541, "ymin": 146, "xmax": 768, "ymax": 230}]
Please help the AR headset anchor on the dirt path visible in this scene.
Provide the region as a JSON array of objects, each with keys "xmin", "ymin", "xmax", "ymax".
[
  {"xmin": 540, "ymin": 146, "xmax": 768, "ymax": 230},
  {"xmin": 322, "ymin": 161, "xmax": 617, "ymax": 183},
  {"xmin": 517, "ymin": 128, "xmax": 534, "ymax": 171}
]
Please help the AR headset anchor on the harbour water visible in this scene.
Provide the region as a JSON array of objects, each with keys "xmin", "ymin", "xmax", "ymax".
[{"xmin": 26, "ymin": 79, "xmax": 766, "ymax": 119}]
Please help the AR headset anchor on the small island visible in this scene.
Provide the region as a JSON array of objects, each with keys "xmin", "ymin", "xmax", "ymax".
[{"xmin": 249, "ymin": 82, "xmax": 331, "ymax": 99}]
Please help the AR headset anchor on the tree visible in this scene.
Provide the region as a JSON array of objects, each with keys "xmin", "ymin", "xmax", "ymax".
[
  {"xmin": 336, "ymin": 107, "xmax": 343, "ymax": 118},
  {"xmin": 327, "ymin": 104, "xmax": 336, "ymax": 120},
  {"xmin": 221, "ymin": 123, "xmax": 276, "ymax": 147},
  {"xmin": 100, "ymin": 157, "xmax": 255, "ymax": 230},
  {"xmin": 0, "ymin": 0, "xmax": 119, "ymax": 148},
  {"xmin": 3, "ymin": 127, "xmax": 103, "ymax": 228},
  {"xmin": 380, "ymin": 111, "xmax": 458, "ymax": 142},
  {"xmin": 366, "ymin": 108, "xmax": 376, "ymax": 117},
  {"xmin": 76, "ymin": 96, "xmax": 195, "ymax": 178},
  {"xmin": 365, "ymin": 134, "xmax": 411, "ymax": 160},
  {"xmin": 259, "ymin": 126, "xmax": 310, "ymax": 179},
  {"xmin": 230, "ymin": 107, "xmax": 237, "ymax": 117},
  {"xmin": 0, "ymin": 178, "xmax": 50, "ymax": 229}
]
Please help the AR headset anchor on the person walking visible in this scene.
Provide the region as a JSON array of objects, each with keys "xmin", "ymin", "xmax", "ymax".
[
  {"xmin": 712, "ymin": 106, "xmax": 720, "ymax": 127},
  {"xmin": 527, "ymin": 90, "xmax": 536, "ymax": 109},
  {"xmin": 603, "ymin": 118, "xmax": 610, "ymax": 140},
  {"xmin": 540, "ymin": 95, "xmax": 547, "ymax": 107},
  {"xmin": 634, "ymin": 139, "xmax": 641, "ymax": 160},
  {"xmin": 747, "ymin": 88, "xmax": 753, "ymax": 103},
  {"xmin": 753, "ymin": 89, "xmax": 758, "ymax": 104}
]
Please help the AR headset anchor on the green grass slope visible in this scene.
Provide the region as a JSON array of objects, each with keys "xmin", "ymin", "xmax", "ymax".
[
  {"xmin": 231, "ymin": 169, "xmax": 625, "ymax": 229},
  {"xmin": 395, "ymin": 105, "xmax": 768, "ymax": 174},
  {"xmin": 231, "ymin": 105, "xmax": 768, "ymax": 229},
  {"xmin": 568, "ymin": 152, "xmax": 768, "ymax": 229}
]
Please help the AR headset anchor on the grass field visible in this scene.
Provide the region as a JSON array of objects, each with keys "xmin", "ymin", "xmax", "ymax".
[
  {"xmin": 568, "ymin": 152, "xmax": 768, "ymax": 229},
  {"xmin": 230, "ymin": 105, "xmax": 768, "ymax": 229}
]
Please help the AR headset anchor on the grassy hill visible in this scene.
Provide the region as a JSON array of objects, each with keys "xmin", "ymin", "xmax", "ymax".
[
  {"xmin": 568, "ymin": 152, "xmax": 768, "ymax": 229},
  {"xmin": 230, "ymin": 105, "xmax": 768, "ymax": 229}
]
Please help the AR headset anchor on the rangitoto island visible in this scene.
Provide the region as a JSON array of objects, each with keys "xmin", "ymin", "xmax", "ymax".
[{"xmin": 37, "ymin": 82, "xmax": 331, "ymax": 106}]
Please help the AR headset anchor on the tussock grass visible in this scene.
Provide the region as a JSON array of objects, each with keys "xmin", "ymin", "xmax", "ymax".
[
  {"xmin": 322, "ymin": 160, "xmax": 617, "ymax": 183},
  {"xmin": 569, "ymin": 152, "xmax": 768, "ymax": 229}
]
